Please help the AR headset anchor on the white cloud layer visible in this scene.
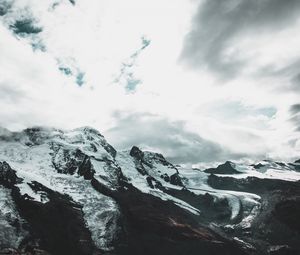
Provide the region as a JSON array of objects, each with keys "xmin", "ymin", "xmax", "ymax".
[{"xmin": 0, "ymin": 0, "xmax": 300, "ymax": 163}]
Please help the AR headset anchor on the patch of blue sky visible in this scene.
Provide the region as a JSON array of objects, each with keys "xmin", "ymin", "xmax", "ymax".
[
  {"xmin": 114, "ymin": 36, "xmax": 151, "ymax": 92},
  {"xmin": 76, "ymin": 72, "xmax": 85, "ymax": 86}
]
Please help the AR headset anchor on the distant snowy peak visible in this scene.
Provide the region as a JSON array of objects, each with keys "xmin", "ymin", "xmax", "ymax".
[{"xmin": 206, "ymin": 159, "xmax": 300, "ymax": 182}]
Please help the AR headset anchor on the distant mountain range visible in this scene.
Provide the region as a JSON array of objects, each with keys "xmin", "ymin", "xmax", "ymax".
[{"xmin": 0, "ymin": 126, "xmax": 299, "ymax": 255}]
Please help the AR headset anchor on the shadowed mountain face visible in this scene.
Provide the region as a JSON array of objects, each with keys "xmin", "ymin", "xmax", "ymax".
[
  {"xmin": 0, "ymin": 127, "xmax": 300, "ymax": 255},
  {"xmin": 204, "ymin": 161, "xmax": 241, "ymax": 174}
]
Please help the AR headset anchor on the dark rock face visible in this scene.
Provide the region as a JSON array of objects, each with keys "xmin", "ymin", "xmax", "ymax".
[
  {"xmin": 207, "ymin": 174, "xmax": 300, "ymax": 194},
  {"xmin": 129, "ymin": 146, "xmax": 148, "ymax": 175},
  {"xmin": 129, "ymin": 146, "xmax": 183, "ymax": 188},
  {"xmin": 273, "ymin": 198, "xmax": 300, "ymax": 233},
  {"xmin": 78, "ymin": 156, "xmax": 95, "ymax": 180},
  {"xmin": 252, "ymin": 163, "xmax": 265, "ymax": 169},
  {"xmin": 294, "ymin": 159, "xmax": 300, "ymax": 164},
  {"xmin": 146, "ymin": 176, "xmax": 164, "ymax": 190},
  {"xmin": 160, "ymin": 173, "xmax": 170, "ymax": 182},
  {"xmin": 165, "ymin": 188, "xmax": 232, "ymax": 223},
  {"xmin": 101, "ymin": 142, "xmax": 117, "ymax": 158},
  {"xmin": 0, "ymin": 162, "xmax": 20, "ymax": 188},
  {"xmin": 170, "ymin": 173, "xmax": 183, "ymax": 186},
  {"xmin": 208, "ymin": 174, "xmax": 300, "ymax": 254},
  {"xmin": 129, "ymin": 146, "xmax": 144, "ymax": 160},
  {"xmin": 90, "ymin": 177, "xmax": 247, "ymax": 255},
  {"xmin": 205, "ymin": 161, "xmax": 241, "ymax": 174},
  {"xmin": 289, "ymin": 163, "xmax": 300, "ymax": 172},
  {"xmin": 97, "ymin": 182, "xmax": 247, "ymax": 255},
  {"xmin": 0, "ymin": 161, "xmax": 101, "ymax": 255},
  {"xmin": 13, "ymin": 185, "xmax": 100, "ymax": 255},
  {"xmin": 275, "ymin": 162, "xmax": 286, "ymax": 167}
]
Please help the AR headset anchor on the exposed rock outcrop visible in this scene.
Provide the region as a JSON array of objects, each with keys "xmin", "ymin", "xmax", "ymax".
[{"xmin": 205, "ymin": 161, "xmax": 241, "ymax": 174}]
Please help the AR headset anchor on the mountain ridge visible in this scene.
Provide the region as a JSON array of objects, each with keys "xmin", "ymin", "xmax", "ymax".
[{"xmin": 0, "ymin": 126, "xmax": 299, "ymax": 255}]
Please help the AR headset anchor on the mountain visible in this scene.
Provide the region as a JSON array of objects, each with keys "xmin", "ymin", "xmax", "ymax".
[
  {"xmin": 0, "ymin": 126, "xmax": 299, "ymax": 255},
  {"xmin": 204, "ymin": 161, "xmax": 242, "ymax": 174}
]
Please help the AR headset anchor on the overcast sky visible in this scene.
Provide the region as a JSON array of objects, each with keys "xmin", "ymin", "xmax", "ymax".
[{"xmin": 0, "ymin": 0, "xmax": 300, "ymax": 164}]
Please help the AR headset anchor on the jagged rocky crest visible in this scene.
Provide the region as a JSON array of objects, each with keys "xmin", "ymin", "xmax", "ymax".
[{"xmin": 0, "ymin": 127, "xmax": 300, "ymax": 255}]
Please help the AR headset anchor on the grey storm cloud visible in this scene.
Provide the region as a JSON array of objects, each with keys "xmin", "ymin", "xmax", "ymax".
[
  {"xmin": 291, "ymin": 72, "xmax": 300, "ymax": 91},
  {"xmin": 256, "ymin": 59, "xmax": 300, "ymax": 91},
  {"xmin": 289, "ymin": 104, "xmax": 300, "ymax": 131},
  {"xmin": 290, "ymin": 104, "xmax": 300, "ymax": 115},
  {"xmin": 105, "ymin": 112, "xmax": 245, "ymax": 164},
  {"xmin": 180, "ymin": 0, "xmax": 300, "ymax": 79}
]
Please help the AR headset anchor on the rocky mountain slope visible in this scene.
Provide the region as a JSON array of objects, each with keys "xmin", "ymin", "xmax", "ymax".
[{"xmin": 0, "ymin": 127, "xmax": 299, "ymax": 255}]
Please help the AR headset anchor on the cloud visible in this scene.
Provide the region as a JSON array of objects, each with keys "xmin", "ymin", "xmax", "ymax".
[
  {"xmin": 289, "ymin": 104, "xmax": 300, "ymax": 131},
  {"xmin": 290, "ymin": 104, "xmax": 300, "ymax": 115},
  {"xmin": 0, "ymin": 0, "xmax": 299, "ymax": 163},
  {"xmin": 180, "ymin": 0, "xmax": 300, "ymax": 79},
  {"xmin": 291, "ymin": 72, "xmax": 300, "ymax": 91},
  {"xmin": 105, "ymin": 112, "xmax": 247, "ymax": 164},
  {"xmin": 0, "ymin": 81, "xmax": 25, "ymax": 103},
  {"xmin": 255, "ymin": 59, "xmax": 300, "ymax": 92}
]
